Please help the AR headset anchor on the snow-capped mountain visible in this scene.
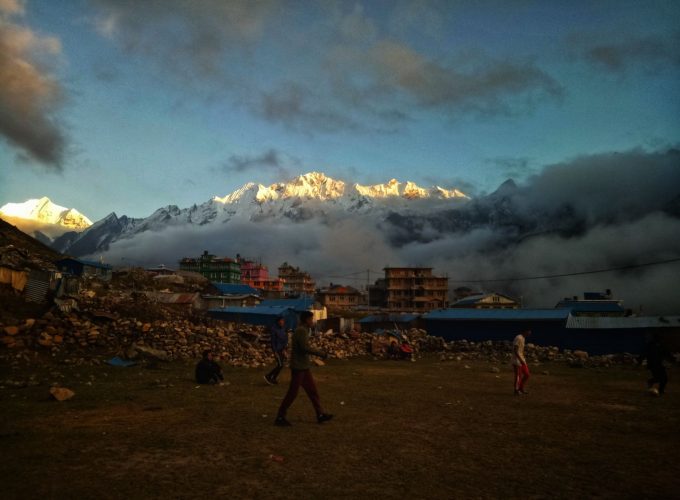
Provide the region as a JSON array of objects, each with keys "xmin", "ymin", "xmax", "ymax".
[
  {"xmin": 0, "ymin": 197, "xmax": 92, "ymax": 243},
  {"xmin": 0, "ymin": 197, "xmax": 92, "ymax": 229},
  {"xmin": 50, "ymin": 172, "xmax": 470, "ymax": 256}
]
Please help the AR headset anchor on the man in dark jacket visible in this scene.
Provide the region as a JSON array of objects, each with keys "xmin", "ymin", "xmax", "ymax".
[
  {"xmin": 639, "ymin": 335, "xmax": 672, "ymax": 395},
  {"xmin": 264, "ymin": 316, "xmax": 288, "ymax": 385},
  {"xmin": 274, "ymin": 311, "xmax": 333, "ymax": 426},
  {"xmin": 195, "ymin": 350, "xmax": 224, "ymax": 384}
]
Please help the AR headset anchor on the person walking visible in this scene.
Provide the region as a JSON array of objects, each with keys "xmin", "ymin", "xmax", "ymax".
[
  {"xmin": 639, "ymin": 334, "xmax": 672, "ymax": 395},
  {"xmin": 513, "ymin": 329, "xmax": 531, "ymax": 395},
  {"xmin": 264, "ymin": 316, "xmax": 288, "ymax": 385},
  {"xmin": 274, "ymin": 311, "xmax": 333, "ymax": 426}
]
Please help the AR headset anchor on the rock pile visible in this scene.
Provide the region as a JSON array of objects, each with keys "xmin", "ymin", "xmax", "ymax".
[{"xmin": 0, "ymin": 287, "xmax": 641, "ymax": 369}]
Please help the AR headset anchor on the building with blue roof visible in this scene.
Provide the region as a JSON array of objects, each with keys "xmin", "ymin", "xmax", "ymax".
[
  {"xmin": 358, "ymin": 313, "xmax": 420, "ymax": 332},
  {"xmin": 211, "ymin": 283, "xmax": 260, "ymax": 296},
  {"xmin": 56, "ymin": 258, "xmax": 112, "ymax": 281},
  {"xmin": 208, "ymin": 305, "xmax": 298, "ymax": 330},
  {"xmin": 555, "ymin": 290, "xmax": 625, "ymax": 317}
]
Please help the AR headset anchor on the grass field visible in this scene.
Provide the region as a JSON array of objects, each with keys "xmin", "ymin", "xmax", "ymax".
[{"xmin": 1, "ymin": 356, "xmax": 678, "ymax": 499}]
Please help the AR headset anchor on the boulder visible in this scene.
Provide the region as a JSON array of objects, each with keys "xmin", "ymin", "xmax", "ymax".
[
  {"xmin": 3, "ymin": 326, "xmax": 19, "ymax": 336},
  {"xmin": 50, "ymin": 387, "xmax": 75, "ymax": 401}
]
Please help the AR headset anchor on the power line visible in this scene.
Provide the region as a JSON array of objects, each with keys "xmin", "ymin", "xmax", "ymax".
[{"xmin": 447, "ymin": 257, "xmax": 680, "ymax": 284}]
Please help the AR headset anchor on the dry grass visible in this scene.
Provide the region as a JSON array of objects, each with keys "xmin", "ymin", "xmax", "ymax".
[{"xmin": 1, "ymin": 356, "xmax": 678, "ymax": 499}]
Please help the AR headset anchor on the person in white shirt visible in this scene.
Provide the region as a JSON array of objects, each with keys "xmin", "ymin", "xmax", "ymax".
[{"xmin": 513, "ymin": 329, "xmax": 531, "ymax": 395}]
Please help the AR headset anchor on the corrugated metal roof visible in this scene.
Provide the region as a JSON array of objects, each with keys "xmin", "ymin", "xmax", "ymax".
[
  {"xmin": 423, "ymin": 308, "xmax": 571, "ymax": 321},
  {"xmin": 209, "ymin": 305, "xmax": 292, "ymax": 316},
  {"xmin": 212, "ymin": 283, "xmax": 260, "ymax": 295},
  {"xmin": 359, "ymin": 313, "xmax": 419, "ymax": 323},
  {"xmin": 566, "ymin": 315, "xmax": 680, "ymax": 329}
]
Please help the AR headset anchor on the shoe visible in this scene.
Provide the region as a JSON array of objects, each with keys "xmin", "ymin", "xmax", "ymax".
[
  {"xmin": 519, "ymin": 389, "xmax": 529, "ymax": 395},
  {"xmin": 317, "ymin": 413, "xmax": 334, "ymax": 424},
  {"xmin": 264, "ymin": 375, "xmax": 274, "ymax": 385},
  {"xmin": 514, "ymin": 389, "xmax": 520, "ymax": 396},
  {"xmin": 274, "ymin": 416, "xmax": 292, "ymax": 427}
]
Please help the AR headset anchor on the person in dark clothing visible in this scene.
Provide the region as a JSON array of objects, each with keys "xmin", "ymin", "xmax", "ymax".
[
  {"xmin": 264, "ymin": 316, "xmax": 288, "ymax": 385},
  {"xmin": 638, "ymin": 335, "xmax": 672, "ymax": 395},
  {"xmin": 274, "ymin": 311, "xmax": 333, "ymax": 427},
  {"xmin": 195, "ymin": 350, "xmax": 224, "ymax": 384}
]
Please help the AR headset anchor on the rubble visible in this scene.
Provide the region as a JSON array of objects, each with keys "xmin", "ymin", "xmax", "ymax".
[{"xmin": 50, "ymin": 386, "xmax": 75, "ymax": 401}]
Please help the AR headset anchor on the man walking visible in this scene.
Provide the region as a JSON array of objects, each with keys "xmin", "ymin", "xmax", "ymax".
[
  {"xmin": 639, "ymin": 334, "xmax": 672, "ymax": 395},
  {"xmin": 274, "ymin": 311, "xmax": 333, "ymax": 426},
  {"xmin": 513, "ymin": 329, "xmax": 531, "ymax": 395},
  {"xmin": 264, "ymin": 316, "xmax": 288, "ymax": 385}
]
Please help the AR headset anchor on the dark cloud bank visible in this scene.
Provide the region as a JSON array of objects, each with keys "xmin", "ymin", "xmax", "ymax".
[{"xmin": 93, "ymin": 147, "xmax": 680, "ymax": 314}]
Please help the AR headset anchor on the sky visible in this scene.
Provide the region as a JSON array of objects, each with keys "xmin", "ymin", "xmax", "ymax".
[{"xmin": 1, "ymin": 0, "xmax": 679, "ymax": 220}]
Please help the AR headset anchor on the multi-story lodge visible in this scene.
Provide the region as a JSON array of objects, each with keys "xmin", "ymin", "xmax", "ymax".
[
  {"xmin": 278, "ymin": 262, "xmax": 315, "ymax": 297},
  {"xmin": 370, "ymin": 267, "xmax": 448, "ymax": 312},
  {"xmin": 237, "ymin": 256, "xmax": 285, "ymax": 297},
  {"xmin": 317, "ymin": 284, "xmax": 363, "ymax": 310},
  {"xmin": 179, "ymin": 251, "xmax": 241, "ymax": 283}
]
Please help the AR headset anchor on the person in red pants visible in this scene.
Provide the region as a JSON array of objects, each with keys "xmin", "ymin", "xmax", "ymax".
[
  {"xmin": 275, "ymin": 311, "xmax": 333, "ymax": 426},
  {"xmin": 513, "ymin": 329, "xmax": 531, "ymax": 395}
]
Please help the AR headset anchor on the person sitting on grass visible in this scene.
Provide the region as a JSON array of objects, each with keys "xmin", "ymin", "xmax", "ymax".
[
  {"xmin": 274, "ymin": 311, "xmax": 333, "ymax": 427},
  {"xmin": 195, "ymin": 349, "xmax": 224, "ymax": 385}
]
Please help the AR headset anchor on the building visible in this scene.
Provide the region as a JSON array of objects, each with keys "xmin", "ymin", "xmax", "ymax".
[
  {"xmin": 422, "ymin": 308, "xmax": 680, "ymax": 355},
  {"xmin": 357, "ymin": 313, "xmax": 419, "ymax": 333},
  {"xmin": 56, "ymin": 258, "xmax": 112, "ymax": 281},
  {"xmin": 372, "ymin": 267, "xmax": 448, "ymax": 312},
  {"xmin": 179, "ymin": 250, "xmax": 241, "ymax": 283},
  {"xmin": 451, "ymin": 292, "xmax": 520, "ymax": 309},
  {"xmin": 202, "ymin": 282, "xmax": 262, "ymax": 309},
  {"xmin": 237, "ymin": 256, "xmax": 285, "ymax": 298},
  {"xmin": 556, "ymin": 290, "xmax": 625, "ymax": 317},
  {"xmin": 317, "ymin": 284, "xmax": 363, "ymax": 310},
  {"xmin": 278, "ymin": 262, "xmax": 315, "ymax": 296}
]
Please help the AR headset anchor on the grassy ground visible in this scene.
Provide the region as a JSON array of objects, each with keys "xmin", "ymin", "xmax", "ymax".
[{"xmin": 1, "ymin": 356, "xmax": 678, "ymax": 499}]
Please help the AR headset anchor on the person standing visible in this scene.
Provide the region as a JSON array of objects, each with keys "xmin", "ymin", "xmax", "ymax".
[
  {"xmin": 274, "ymin": 311, "xmax": 333, "ymax": 426},
  {"xmin": 264, "ymin": 316, "xmax": 288, "ymax": 385},
  {"xmin": 639, "ymin": 334, "xmax": 672, "ymax": 395},
  {"xmin": 513, "ymin": 329, "xmax": 531, "ymax": 395}
]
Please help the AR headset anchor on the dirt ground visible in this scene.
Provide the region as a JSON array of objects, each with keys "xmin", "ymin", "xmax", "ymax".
[{"xmin": 1, "ymin": 356, "xmax": 678, "ymax": 499}]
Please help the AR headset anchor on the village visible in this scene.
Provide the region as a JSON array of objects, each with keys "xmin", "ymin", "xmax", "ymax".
[{"xmin": 3, "ymin": 221, "xmax": 678, "ymax": 367}]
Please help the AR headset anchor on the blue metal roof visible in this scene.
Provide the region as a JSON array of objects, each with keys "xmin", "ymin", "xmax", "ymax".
[
  {"xmin": 207, "ymin": 305, "xmax": 297, "ymax": 327},
  {"xmin": 212, "ymin": 283, "xmax": 260, "ymax": 296},
  {"xmin": 57, "ymin": 257, "xmax": 112, "ymax": 270},
  {"xmin": 359, "ymin": 313, "xmax": 419, "ymax": 323},
  {"xmin": 259, "ymin": 297, "xmax": 315, "ymax": 311},
  {"xmin": 423, "ymin": 308, "xmax": 571, "ymax": 321}
]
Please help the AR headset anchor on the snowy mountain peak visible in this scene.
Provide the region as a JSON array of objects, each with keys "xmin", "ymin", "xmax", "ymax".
[
  {"xmin": 0, "ymin": 197, "xmax": 92, "ymax": 230},
  {"xmin": 212, "ymin": 172, "xmax": 469, "ymax": 205}
]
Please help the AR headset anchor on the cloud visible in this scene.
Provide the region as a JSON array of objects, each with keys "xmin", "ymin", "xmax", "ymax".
[
  {"xmin": 90, "ymin": 0, "xmax": 279, "ymax": 82},
  {"xmin": 515, "ymin": 147, "xmax": 680, "ymax": 224},
  {"xmin": 366, "ymin": 41, "xmax": 563, "ymax": 116},
  {"xmin": 88, "ymin": 1, "xmax": 562, "ymax": 133},
  {"xmin": 574, "ymin": 32, "xmax": 680, "ymax": 73},
  {"xmin": 252, "ymin": 82, "xmax": 362, "ymax": 133},
  {"xmin": 485, "ymin": 156, "xmax": 536, "ymax": 180},
  {"xmin": 0, "ymin": 4, "xmax": 66, "ymax": 167},
  {"xmin": 220, "ymin": 148, "xmax": 300, "ymax": 177}
]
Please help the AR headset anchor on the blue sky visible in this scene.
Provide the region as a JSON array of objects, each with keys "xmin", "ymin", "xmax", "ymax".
[{"xmin": 1, "ymin": 0, "xmax": 679, "ymax": 220}]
